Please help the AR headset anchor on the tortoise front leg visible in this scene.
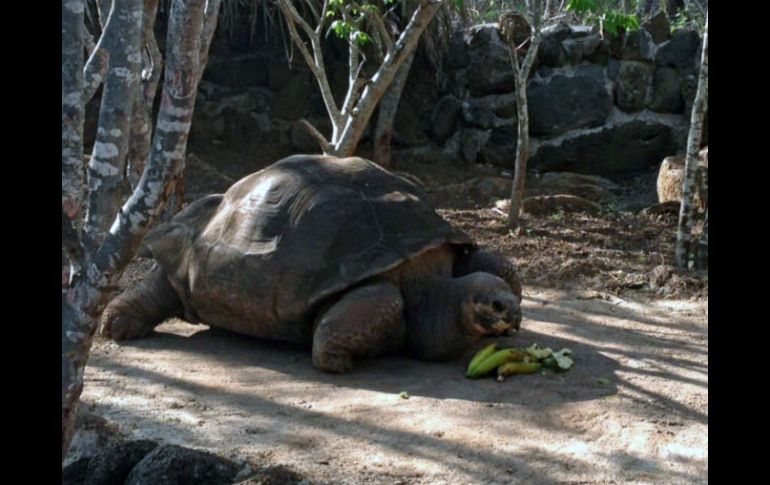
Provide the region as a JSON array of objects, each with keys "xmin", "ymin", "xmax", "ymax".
[
  {"xmin": 100, "ymin": 265, "xmax": 183, "ymax": 340},
  {"xmin": 455, "ymin": 248, "xmax": 522, "ymax": 299},
  {"xmin": 312, "ymin": 282, "xmax": 406, "ymax": 373}
]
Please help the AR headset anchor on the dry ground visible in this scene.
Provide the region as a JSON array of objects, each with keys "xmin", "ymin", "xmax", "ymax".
[{"xmin": 80, "ymin": 142, "xmax": 708, "ymax": 484}]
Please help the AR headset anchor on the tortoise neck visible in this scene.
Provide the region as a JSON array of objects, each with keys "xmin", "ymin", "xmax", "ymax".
[{"xmin": 403, "ymin": 278, "xmax": 471, "ymax": 360}]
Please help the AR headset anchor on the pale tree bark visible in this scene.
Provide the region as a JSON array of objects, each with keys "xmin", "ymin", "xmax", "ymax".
[
  {"xmin": 277, "ymin": 0, "xmax": 443, "ymax": 158},
  {"xmin": 127, "ymin": 0, "xmax": 161, "ymax": 190},
  {"xmin": 62, "ymin": 0, "xmax": 220, "ymax": 460},
  {"xmin": 373, "ymin": 50, "xmax": 416, "ymax": 167},
  {"xmin": 501, "ymin": 7, "xmax": 544, "ymax": 230},
  {"xmin": 82, "ymin": 0, "xmax": 144, "ymax": 255},
  {"xmin": 62, "ymin": 0, "xmax": 87, "ymax": 280},
  {"xmin": 676, "ymin": 12, "xmax": 707, "ymax": 268},
  {"xmin": 695, "ymin": 209, "xmax": 707, "ymax": 269}
]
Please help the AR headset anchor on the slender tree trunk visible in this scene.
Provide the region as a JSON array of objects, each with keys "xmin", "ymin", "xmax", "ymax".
[
  {"xmin": 503, "ymin": 16, "xmax": 542, "ymax": 229},
  {"xmin": 62, "ymin": 0, "xmax": 219, "ymax": 460},
  {"xmin": 62, "ymin": 0, "xmax": 86, "ymax": 279},
  {"xmin": 127, "ymin": 0, "xmax": 161, "ymax": 190},
  {"xmin": 675, "ymin": 13, "xmax": 707, "ymax": 268},
  {"xmin": 695, "ymin": 209, "xmax": 707, "ymax": 269},
  {"xmin": 82, "ymin": 0, "xmax": 144, "ymax": 255},
  {"xmin": 508, "ymin": 70, "xmax": 530, "ymax": 230},
  {"xmin": 373, "ymin": 50, "xmax": 416, "ymax": 167}
]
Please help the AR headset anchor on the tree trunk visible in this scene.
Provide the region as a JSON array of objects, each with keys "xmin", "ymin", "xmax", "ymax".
[
  {"xmin": 675, "ymin": 12, "xmax": 707, "ymax": 268},
  {"xmin": 62, "ymin": 0, "xmax": 218, "ymax": 461},
  {"xmin": 82, "ymin": 0, "xmax": 143, "ymax": 255},
  {"xmin": 504, "ymin": 23, "xmax": 542, "ymax": 230},
  {"xmin": 695, "ymin": 209, "xmax": 707, "ymax": 270},
  {"xmin": 508, "ymin": 70, "xmax": 530, "ymax": 230},
  {"xmin": 62, "ymin": 0, "xmax": 86, "ymax": 281},
  {"xmin": 373, "ymin": 50, "xmax": 416, "ymax": 167}
]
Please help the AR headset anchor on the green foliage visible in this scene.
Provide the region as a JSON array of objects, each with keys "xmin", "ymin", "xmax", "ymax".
[
  {"xmin": 566, "ymin": 0, "xmax": 639, "ymax": 36},
  {"xmin": 566, "ymin": 0, "xmax": 600, "ymax": 14},
  {"xmin": 602, "ymin": 10, "xmax": 639, "ymax": 36}
]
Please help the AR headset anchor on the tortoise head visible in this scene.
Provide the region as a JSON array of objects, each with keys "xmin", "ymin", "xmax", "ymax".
[{"xmin": 457, "ymin": 272, "xmax": 522, "ymax": 337}]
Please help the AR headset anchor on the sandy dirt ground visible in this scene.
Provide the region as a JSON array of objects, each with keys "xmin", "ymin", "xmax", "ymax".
[
  {"xmin": 78, "ymin": 143, "xmax": 708, "ymax": 484},
  {"xmin": 83, "ymin": 287, "xmax": 707, "ymax": 484}
]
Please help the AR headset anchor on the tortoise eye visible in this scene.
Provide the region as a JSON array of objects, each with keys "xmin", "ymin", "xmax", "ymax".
[{"xmin": 493, "ymin": 300, "xmax": 505, "ymax": 312}]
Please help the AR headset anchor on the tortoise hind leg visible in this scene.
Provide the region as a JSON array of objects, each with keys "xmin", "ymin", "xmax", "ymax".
[
  {"xmin": 100, "ymin": 265, "xmax": 182, "ymax": 341},
  {"xmin": 312, "ymin": 282, "xmax": 405, "ymax": 373}
]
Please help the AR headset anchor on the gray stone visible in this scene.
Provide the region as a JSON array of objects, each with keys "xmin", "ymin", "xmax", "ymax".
[
  {"xmin": 569, "ymin": 25, "xmax": 598, "ymax": 38},
  {"xmin": 537, "ymin": 35, "xmax": 567, "ymax": 67},
  {"xmin": 197, "ymin": 80, "xmax": 232, "ymax": 102},
  {"xmin": 607, "ymin": 58, "xmax": 620, "ymax": 81},
  {"xmin": 479, "ymin": 125, "xmax": 518, "ymax": 167},
  {"xmin": 468, "ymin": 23, "xmax": 503, "ymax": 49},
  {"xmin": 271, "ymin": 74, "xmax": 312, "ymax": 120},
  {"xmin": 528, "ymin": 74, "xmax": 612, "ymax": 136},
  {"xmin": 620, "ymin": 30, "xmax": 656, "ymax": 62},
  {"xmin": 190, "ymin": 112, "xmax": 226, "ymax": 141},
  {"xmin": 615, "ymin": 61, "xmax": 654, "ymax": 112},
  {"xmin": 587, "ymin": 39, "xmax": 611, "ymax": 65},
  {"xmin": 125, "ymin": 445, "xmax": 239, "ymax": 485},
  {"xmin": 656, "ymin": 29, "xmax": 701, "ymax": 68},
  {"xmin": 430, "ymin": 95, "xmax": 462, "ymax": 144},
  {"xmin": 563, "ymin": 34, "xmax": 602, "ymax": 64},
  {"xmin": 461, "ymin": 129, "xmax": 492, "ymax": 163},
  {"xmin": 542, "ymin": 22, "xmax": 571, "ymax": 42},
  {"xmin": 643, "ymin": 11, "xmax": 671, "ymax": 44},
  {"xmin": 531, "ymin": 120, "xmax": 679, "ymax": 175},
  {"xmin": 84, "ymin": 440, "xmax": 159, "ymax": 485},
  {"xmin": 462, "ymin": 100, "xmax": 495, "ymax": 129},
  {"xmin": 447, "ymin": 31, "xmax": 471, "ymax": 68},
  {"xmin": 468, "ymin": 41, "xmax": 515, "ymax": 95},
  {"xmin": 203, "ymin": 54, "xmax": 268, "ymax": 87},
  {"xmin": 575, "ymin": 64, "xmax": 606, "ymax": 84},
  {"xmin": 394, "ymin": 105, "xmax": 429, "ymax": 147},
  {"xmin": 649, "ymin": 67, "xmax": 684, "ymax": 113}
]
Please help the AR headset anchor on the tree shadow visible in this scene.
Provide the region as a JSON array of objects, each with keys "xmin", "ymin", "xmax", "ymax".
[{"xmin": 105, "ymin": 322, "xmax": 619, "ymax": 408}]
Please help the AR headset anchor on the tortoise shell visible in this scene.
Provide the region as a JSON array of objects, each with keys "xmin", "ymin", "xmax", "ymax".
[{"xmin": 145, "ymin": 155, "xmax": 473, "ymax": 344}]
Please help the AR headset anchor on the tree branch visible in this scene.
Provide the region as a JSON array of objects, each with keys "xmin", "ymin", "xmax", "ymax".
[
  {"xmin": 299, "ymin": 118, "xmax": 333, "ymax": 153},
  {"xmin": 335, "ymin": 0, "xmax": 443, "ymax": 156},
  {"xmin": 277, "ymin": 0, "xmax": 342, "ymax": 127}
]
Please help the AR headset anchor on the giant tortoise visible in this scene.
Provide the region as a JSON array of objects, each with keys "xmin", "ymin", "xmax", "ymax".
[{"xmin": 101, "ymin": 155, "xmax": 523, "ymax": 373}]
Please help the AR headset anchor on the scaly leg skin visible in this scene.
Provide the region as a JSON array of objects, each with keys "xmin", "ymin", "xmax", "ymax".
[
  {"xmin": 312, "ymin": 282, "xmax": 406, "ymax": 373},
  {"xmin": 100, "ymin": 265, "xmax": 183, "ymax": 341}
]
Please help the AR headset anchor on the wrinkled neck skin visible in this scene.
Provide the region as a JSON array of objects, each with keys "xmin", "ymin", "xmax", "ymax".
[{"xmin": 403, "ymin": 277, "xmax": 475, "ymax": 361}]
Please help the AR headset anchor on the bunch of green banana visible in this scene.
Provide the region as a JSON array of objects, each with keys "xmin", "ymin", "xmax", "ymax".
[
  {"xmin": 466, "ymin": 343, "xmax": 574, "ymax": 380},
  {"xmin": 466, "ymin": 344, "xmax": 528, "ymax": 378}
]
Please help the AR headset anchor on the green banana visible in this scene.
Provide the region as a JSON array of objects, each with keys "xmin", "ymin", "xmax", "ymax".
[
  {"xmin": 466, "ymin": 343, "xmax": 498, "ymax": 376},
  {"xmin": 497, "ymin": 362, "xmax": 542, "ymax": 376},
  {"xmin": 467, "ymin": 348, "xmax": 527, "ymax": 378}
]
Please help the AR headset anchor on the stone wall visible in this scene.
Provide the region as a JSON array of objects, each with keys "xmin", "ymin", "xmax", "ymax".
[{"xmin": 190, "ymin": 14, "xmax": 706, "ymax": 176}]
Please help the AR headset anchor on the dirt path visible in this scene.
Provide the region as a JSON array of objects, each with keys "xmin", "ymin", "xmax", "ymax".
[{"xmin": 83, "ymin": 286, "xmax": 707, "ymax": 484}]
